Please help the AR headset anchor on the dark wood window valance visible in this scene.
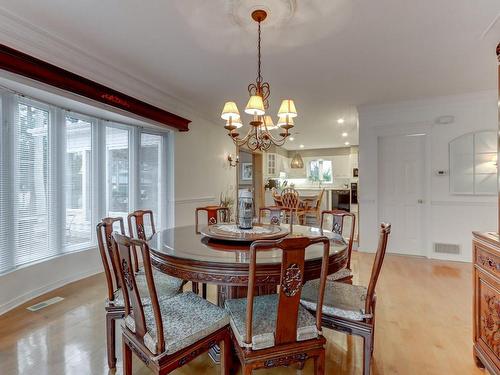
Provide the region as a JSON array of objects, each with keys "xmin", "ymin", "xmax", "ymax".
[{"xmin": 0, "ymin": 44, "xmax": 190, "ymax": 131}]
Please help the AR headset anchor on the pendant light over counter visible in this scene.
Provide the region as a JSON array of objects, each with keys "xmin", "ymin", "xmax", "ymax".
[{"xmin": 290, "ymin": 151, "xmax": 304, "ymax": 169}]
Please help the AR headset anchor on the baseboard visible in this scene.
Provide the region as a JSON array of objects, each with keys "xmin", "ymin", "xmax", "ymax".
[{"xmin": 0, "ymin": 267, "xmax": 102, "ymax": 316}]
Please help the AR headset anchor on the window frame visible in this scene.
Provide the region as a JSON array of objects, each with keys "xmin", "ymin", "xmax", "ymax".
[
  {"xmin": 63, "ymin": 111, "xmax": 97, "ymax": 253},
  {"xmin": 307, "ymin": 159, "xmax": 333, "ymax": 183},
  {"xmin": 0, "ymin": 89, "xmax": 172, "ymax": 276}
]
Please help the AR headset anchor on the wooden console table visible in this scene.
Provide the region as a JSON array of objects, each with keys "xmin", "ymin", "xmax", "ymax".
[{"xmin": 473, "ymin": 231, "xmax": 500, "ymax": 374}]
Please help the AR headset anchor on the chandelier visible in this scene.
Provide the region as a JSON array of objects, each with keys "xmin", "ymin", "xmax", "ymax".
[{"xmin": 220, "ymin": 9, "xmax": 297, "ymax": 151}]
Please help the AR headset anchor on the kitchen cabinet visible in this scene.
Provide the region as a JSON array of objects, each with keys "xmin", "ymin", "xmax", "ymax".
[
  {"xmin": 266, "ymin": 153, "xmax": 277, "ymax": 177},
  {"xmin": 332, "ymin": 155, "xmax": 351, "ymax": 178},
  {"xmin": 265, "ymin": 153, "xmax": 288, "ymax": 178}
]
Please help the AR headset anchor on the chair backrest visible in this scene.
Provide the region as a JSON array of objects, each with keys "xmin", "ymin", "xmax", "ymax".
[
  {"xmin": 258, "ymin": 206, "xmax": 290, "ymax": 225},
  {"xmin": 128, "ymin": 209, "xmax": 156, "ymax": 241},
  {"xmin": 271, "ymin": 187, "xmax": 282, "ymax": 206},
  {"xmin": 314, "ymin": 189, "xmax": 325, "ymax": 210},
  {"xmin": 96, "ymin": 217, "xmax": 126, "ymax": 301},
  {"xmin": 365, "ymin": 223, "xmax": 391, "ymax": 315},
  {"xmin": 320, "ymin": 210, "xmax": 356, "ymax": 269},
  {"xmin": 195, "ymin": 205, "xmax": 230, "ymax": 233},
  {"xmin": 112, "ymin": 232, "xmax": 165, "ymax": 354},
  {"xmin": 281, "ymin": 188, "xmax": 300, "ymax": 210},
  {"xmin": 246, "ymin": 236, "xmax": 330, "ymax": 347}
]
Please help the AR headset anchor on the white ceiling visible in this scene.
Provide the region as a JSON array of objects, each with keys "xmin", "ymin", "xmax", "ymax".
[{"xmin": 0, "ymin": 0, "xmax": 499, "ymax": 150}]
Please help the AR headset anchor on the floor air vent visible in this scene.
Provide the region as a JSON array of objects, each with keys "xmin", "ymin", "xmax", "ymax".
[
  {"xmin": 433, "ymin": 243, "xmax": 460, "ymax": 255},
  {"xmin": 27, "ymin": 297, "xmax": 64, "ymax": 312}
]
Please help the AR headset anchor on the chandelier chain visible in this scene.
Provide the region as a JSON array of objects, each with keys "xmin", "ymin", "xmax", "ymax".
[{"xmin": 257, "ymin": 20, "xmax": 262, "ymax": 84}]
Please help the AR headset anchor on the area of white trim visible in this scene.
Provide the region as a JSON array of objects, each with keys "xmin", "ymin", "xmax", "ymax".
[
  {"xmin": 430, "ymin": 200, "xmax": 495, "ymax": 207},
  {"xmin": 175, "ymin": 196, "xmax": 217, "ymax": 204}
]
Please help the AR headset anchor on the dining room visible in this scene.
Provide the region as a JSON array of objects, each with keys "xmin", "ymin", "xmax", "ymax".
[{"xmin": 0, "ymin": 1, "xmax": 499, "ymax": 375}]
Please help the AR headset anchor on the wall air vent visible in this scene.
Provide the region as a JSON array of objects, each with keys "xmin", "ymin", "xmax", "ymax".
[
  {"xmin": 26, "ymin": 297, "xmax": 64, "ymax": 312},
  {"xmin": 433, "ymin": 242, "xmax": 460, "ymax": 255}
]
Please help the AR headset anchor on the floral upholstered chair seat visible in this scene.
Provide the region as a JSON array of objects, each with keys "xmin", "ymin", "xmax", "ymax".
[
  {"xmin": 300, "ymin": 279, "xmax": 372, "ymax": 321},
  {"xmin": 224, "ymin": 294, "xmax": 319, "ymax": 350},
  {"xmin": 106, "ymin": 268, "xmax": 184, "ymax": 309},
  {"xmin": 326, "ymin": 268, "xmax": 352, "ymax": 281},
  {"xmin": 124, "ymin": 292, "xmax": 229, "ymax": 356}
]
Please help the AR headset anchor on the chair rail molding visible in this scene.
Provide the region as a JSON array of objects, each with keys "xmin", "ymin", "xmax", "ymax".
[
  {"xmin": 175, "ymin": 196, "xmax": 218, "ymax": 205},
  {"xmin": 0, "ymin": 6, "xmax": 214, "ymax": 127},
  {"xmin": 430, "ymin": 200, "xmax": 495, "ymax": 207}
]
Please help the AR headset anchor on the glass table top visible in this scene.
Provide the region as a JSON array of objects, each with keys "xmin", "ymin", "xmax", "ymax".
[{"xmin": 148, "ymin": 224, "xmax": 348, "ymax": 265}]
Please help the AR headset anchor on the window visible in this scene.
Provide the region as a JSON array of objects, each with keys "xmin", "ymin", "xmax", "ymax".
[
  {"xmin": 106, "ymin": 126, "xmax": 130, "ymax": 218},
  {"xmin": 14, "ymin": 102, "xmax": 52, "ymax": 265},
  {"xmin": 139, "ymin": 133, "xmax": 162, "ymax": 226},
  {"xmin": 449, "ymin": 130, "xmax": 497, "ymax": 195},
  {"xmin": 0, "ymin": 90, "xmax": 172, "ymax": 275},
  {"xmin": 308, "ymin": 160, "xmax": 333, "ymax": 183},
  {"xmin": 65, "ymin": 116, "xmax": 93, "ymax": 248}
]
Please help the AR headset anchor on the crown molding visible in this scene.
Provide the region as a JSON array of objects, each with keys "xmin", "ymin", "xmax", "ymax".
[{"xmin": 0, "ymin": 6, "xmax": 215, "ymax": 125}]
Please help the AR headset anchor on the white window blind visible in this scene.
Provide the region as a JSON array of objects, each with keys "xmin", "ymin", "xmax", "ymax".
[
  {"xmin": 139, "ymin": 133, "xmax": 162, "ymax": 231},
  {"xmin": 65, "ymin": 115, "xmax": 93, "ymax": 250},
  {"xmin": 106, "ymin": 126, "xmax": 130, "ymax": 220},
  {"xmin": 0, "ymin": 89, "xmax": 172, "ymax": 275},
  {"xmin": 14, "ymin": 101, "xmax": 54, "ymax": 266}
]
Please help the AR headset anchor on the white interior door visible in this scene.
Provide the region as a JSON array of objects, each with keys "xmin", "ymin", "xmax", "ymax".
[{"xmin": 378, "ymin": 134, "xmax": 426, "ymax": 256}]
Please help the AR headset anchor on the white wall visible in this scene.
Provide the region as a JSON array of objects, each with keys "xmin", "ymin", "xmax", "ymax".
[
  {"xmin": 358, "ymin": 90, "xmax": 497, "ymax": 261},
  {"xmin": 0, "ymin": 249, "xmax": 102, "ymax": 314},
  {"xmin": 173, "ymin": 115, "xmax": 237, "ymax": 226}
]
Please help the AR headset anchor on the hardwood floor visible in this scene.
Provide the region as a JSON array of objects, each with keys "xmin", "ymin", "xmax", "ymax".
[{"xmin": 0, "ymin": 252, "xmax": 486, "ymax": 375}]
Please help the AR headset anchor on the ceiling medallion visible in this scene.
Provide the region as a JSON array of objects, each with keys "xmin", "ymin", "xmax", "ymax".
[{"xmin": 220, "ymin": 9, "xmax": 297, "ymax": 151}]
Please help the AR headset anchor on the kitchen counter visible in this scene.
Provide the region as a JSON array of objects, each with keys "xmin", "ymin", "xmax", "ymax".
[{"xmin": 287, "ymin": 187, "xmax": 350, "ymax": 191}]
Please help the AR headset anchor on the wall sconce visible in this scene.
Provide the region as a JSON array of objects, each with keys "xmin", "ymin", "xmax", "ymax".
[{"xmin": 228, "ymin": 154, "xmax": 239, "ymax": 168}]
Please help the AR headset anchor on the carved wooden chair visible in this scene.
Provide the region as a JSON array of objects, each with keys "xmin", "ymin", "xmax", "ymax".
[
  {"xmin": 281, "ymin": 188, "xmax": 306, "ymax": 225},
  {"xmin": 127, "ymin": 209, "xmax": 156, "ymax": 272},
  {"xmin": 96, "ymin": 217, "xmax": 127, "ymax": 368},
  {"xmin": 128, "ymin": 209, "xmax": 186, "ymax": 288},
  {"xmin": 111, "ymin": 232, "xmax": 231, "ymax": 375},
  {"xmin": 300, "ymin": 223, "xmax": 391, "ymax": 375},
  {"xmin": 194, "ymin": 205, "xmax": 230, "ymax": 298},
  {"xmin": 128, "ymin": 209, "xmax": 156, "ymax": 239},
  {"xmin": 195, "ymin": 206, "xmax": 230, "ymax": 234},
  {"xmin": 97, "ymin": 217, "xmax": 184, "ymax": 369},
  {"xmin": 303, "ymin": 189, "xmax": 325, "ymax": 225},
  {"xmin": 225, "ymin": 236, "xmax": 331, "ymax": 374},
  {"xmin": 271, "ymin": 187, "xmax": 282, "ymax": 206},
  {"xmin": 258, "ymin": 206, "xmax": 291, "ymax": 225},
  {"xmin": 320, "ymin": 210, "xmax": 356, "ymax": 283}
]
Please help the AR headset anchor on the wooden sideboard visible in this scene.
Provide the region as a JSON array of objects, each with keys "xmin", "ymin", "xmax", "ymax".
[{"xmin": 473, "ymin": 231, "xmax": 500, "ymax": 374}]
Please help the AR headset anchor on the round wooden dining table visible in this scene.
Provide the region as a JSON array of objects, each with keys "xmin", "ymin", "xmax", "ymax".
[{"xmin": 147, "ymin": 224, "xmax": 348, "ymax": 307}]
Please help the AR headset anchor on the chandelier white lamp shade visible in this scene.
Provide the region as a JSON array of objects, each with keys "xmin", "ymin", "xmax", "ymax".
[
  {"xmin": 220, "ymin": 9, "xmax": 296, "ymax": 151},
  {"xmin": 277, "ymin": 99, "xmax": 297, "ymax": 118},
  {"xmin": 221, "ymin": 101, "xmax": 240, "ymax": 121},
  {"xmin": 231, "ymin": 118, "xmax": 243, "ymax": 129},
  {"xmin": 245, "ymin": 95, "xmax": 265, "ymax": 116},
  {"xmin": 261, "ymin": 115, "xmax": 277, "ymax": 130}
]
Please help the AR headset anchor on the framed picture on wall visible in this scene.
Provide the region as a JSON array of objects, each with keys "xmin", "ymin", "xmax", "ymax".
[{"xmin": 241, "ymin": 163, "xmax": 253, "ymax": 181}]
